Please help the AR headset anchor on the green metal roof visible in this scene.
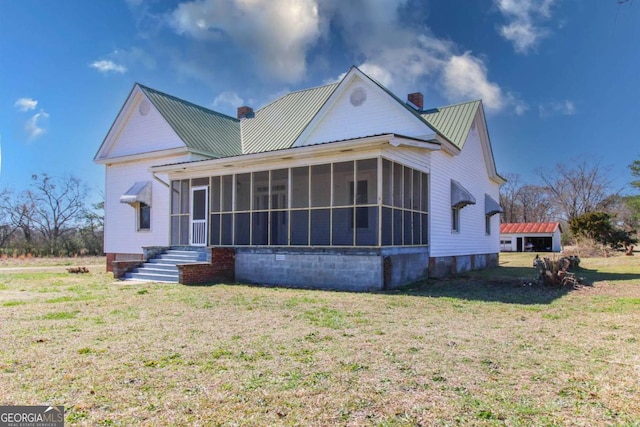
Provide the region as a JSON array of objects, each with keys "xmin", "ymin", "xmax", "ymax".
[
  {"xmin": 139, "ymin": 84, "xmax": 242, "ymax": 158},
  {"xmin": 241, "ymin": 83, "xmax": 338, "ymax": 154},
  {"xmin": 421, "ymin": 100, "xmax": 481, "ymax": 149}
]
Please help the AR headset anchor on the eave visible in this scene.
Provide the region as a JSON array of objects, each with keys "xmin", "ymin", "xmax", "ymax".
[{"xmin": 151, "ymin": 133, "xmax": 440, "ymax": 178}]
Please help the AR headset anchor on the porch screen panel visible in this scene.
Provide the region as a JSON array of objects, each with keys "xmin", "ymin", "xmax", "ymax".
[
  {"xmin": 412, "ymin": 170, "xmax": 421, "ymax": 210},
  {"xmin": 171, "ymin": 216, "xmax": 180, "ymax": 245},
  {"xmin": 421, "ymin": 213, "xmax": 428, "ymax": 244},
  {"xmin": 403, "ymin": 168, "xmax": 412, "ymax": 209},
  {"xmin": 404, "ymin": 211, "xmax": 412, "ymax": 244},
  {"xmin": 221, "ymin": 213, "xmax": 232, "ymax": 245},
  {"xmin": 393, "ymin": 163, "xmax": 403, "ymax": 208},
  {"xmin": 393, "ymin": 209, "xmax": 403, "ymax": 245},
  {"xmin": 382, "ymin": 159, "xmax": 392, "ymax": 206},
  {"xmin": 311, "ymin": 164, "xmax": 330, "ymax": 207},
  {"xmin": 252, "ymin": 171, "xmax": 269, "ymax": 245},
  {"xmin": 234, "ymin": 213, "xmax": 250, "ymax": 245},
  {"xmin": 290, "ymin": 210, "xmax": 309, "ymax": 245},
  {"xmin": 333, "ymin": 161, "xmax": 354, "ymax": 207},
  {"xmin": 357, "ymin": 159, "xmax": 377, "ymax": 204},
  {"xmin": 291, "ymin": 167, "xmax": 309, "ymax": 208},
  {"xmin": 271, "ymin": 169, "xmax": 288, "ymax": 209},
  {"xmin": 413, "ymin": 212, "xmax": 421, "ymax": 244},
  {"xmin": 356, "ymin": 207, "xmax": 378, "ymax": 246},
  {"xmin": 332, "ymin": 207, "xmax": 353, "ymax": 245},
  {"xmin": 180, "ymin": 180, "xmax": 190, "ymax": 214},
  {"xmin": 381, "ymin": 207, "xmax": 393, "ymax": 246},
  {"xmin": 310, "ymin": 209, "xmax": 330, "ymax": 245},
  {"xmin": 252, "ymin": 212, "xmax": 268, "ymax": 245},
  {"xmin": 271, "ymin": 211, "xmax": 288, "ymax": 245},
  {"xmin": 171, "ymin": 181, "xmax": 180, "ymax": 215},
  {"xmin": 211, "ymin": 176, "xmax": 221, "ymax": 212},
  {"xmin": 253, "ymin": 172, "xmax": 269, "ymax": 210},
  {"xmin": 210, "ymin": 214, "xmax": 220, "ymax": 245},
  {"xmin": 421, "ymin": 173, "xmax": 429, "ymax": 212},
  {"xmin": 180, "ymin": 215, "xmax": 189, "ymax": 245},
  {"xmin": 236, "ymin": 173, "xmax": 251, "ymax": 211},
  {"xmin": 222, "ymin": 175, "xmax": 233, "ymax": 212}
]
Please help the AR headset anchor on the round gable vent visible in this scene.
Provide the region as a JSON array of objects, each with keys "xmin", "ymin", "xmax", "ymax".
[
  {"xmin": 139, "ymin": 100, "xmax": 150, "ymax": 116},
  {"xmin": 349, "ymin": 87, "xmax": 367, "ymax": 107}
]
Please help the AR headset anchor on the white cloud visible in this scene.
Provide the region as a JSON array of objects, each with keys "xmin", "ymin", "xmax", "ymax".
[
  {"xmin": 90, "ymin": 60, "xmax": 128, "ymax": 74},
  {"xmin": 212, "ymin": 91, "xmax": 244, "ymax": 114},
  {"xmin": 442, "ymin": 52, "xmax": 527, "ymax": 114},
  {"xmin": 539, "ymin": 99, "xmax": 576, "ymax": 118},
  {"xmin": 495, "ymin": 0, "xmax": 557, "ymax": 53},
  {"xmin": 169, "ymin": 0, "xmax": 321, "ymax": 82},
  {"xmin": 442, "ymin": 53, "xmax": 504, "ymax": 111},
  {"xmin": 25, "ymin": 110, "xmax": 49, "ymax": 140},
  {"xmin": 161, "ymin": 0, "xmax": 523, "ymax": 115},
  {"xmin": 14, "ymin": 98, "xmax": 38, "ymax": 112},
  {"xmin": 358, "ymin": 63, "xmax": 394, "ymax": 88}
]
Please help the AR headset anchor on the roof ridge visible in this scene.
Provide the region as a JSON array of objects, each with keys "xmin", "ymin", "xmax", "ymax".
[
  {"xmin": 422, "ymin": 99, "xmax": 482, "ymax": 113},
  {"xmin": 137, "ymin": 83, "xmax": 239, "ymax": 122},
  {"xmin": 255, "ymin": 82, "xmax": 339, "ymax": 113}
]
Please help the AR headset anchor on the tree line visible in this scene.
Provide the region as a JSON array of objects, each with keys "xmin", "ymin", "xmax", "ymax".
[
  {"xmin": 500, "ymin": 159, "xmax": 640, "ymax": 251},
  {"xmin": 0, "ymin": 174, "xmax": 103, "ymax": 257}
]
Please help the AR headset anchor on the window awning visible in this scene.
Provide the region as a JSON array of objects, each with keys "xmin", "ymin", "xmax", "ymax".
[
  {"xmin": 451, "ymin": 180, "xmax": 476, "ymax": 208},
  {"xmin": 120, "ymin": 181, "xmax": 152, "ymax": 206},
  {"xmin": 485, "ymin": 194, "xmax": 503, "ymax": 216}
]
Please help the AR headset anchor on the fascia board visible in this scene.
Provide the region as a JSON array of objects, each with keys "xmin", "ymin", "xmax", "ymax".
[
  {"xmin": 94, "ymin": 147, "xmax": 190, "ymax": 165},
  {"xmin": 152, "ymin": 134, "xmax": 397, "ymax": 176}
]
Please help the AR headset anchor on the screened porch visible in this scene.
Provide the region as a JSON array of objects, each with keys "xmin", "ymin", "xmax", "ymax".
[{"xmin": 169, "ymin": 157, "xmax": 429, "ymax": 248}]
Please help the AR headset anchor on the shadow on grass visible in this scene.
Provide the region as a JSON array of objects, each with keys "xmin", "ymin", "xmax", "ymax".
[{"xmin": 389, "ymin": 265, "xmax": 606, "ymax": 305}]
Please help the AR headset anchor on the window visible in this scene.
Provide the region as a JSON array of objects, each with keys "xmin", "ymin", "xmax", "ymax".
[
  {"xmin": 485, "ymin": 215, "xmax": 491, "ymax": 235},
  {"xmin": 138, "ymin": 203, "xmax": 151, "ymax": 231},
  {"xmin": 452, "ymin": 207, "xmax": 460, "ymax": 232}
]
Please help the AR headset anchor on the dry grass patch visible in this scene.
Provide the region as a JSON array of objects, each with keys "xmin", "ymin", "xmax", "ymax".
[{"xmin": 0, "ymin": 253, "xmax": 638, "ymax": 426}]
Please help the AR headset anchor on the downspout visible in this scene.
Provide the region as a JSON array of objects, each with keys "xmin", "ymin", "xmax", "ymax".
[{"xmin": 152, "ymin": 173, "xmax": 170, "ymax": 188}]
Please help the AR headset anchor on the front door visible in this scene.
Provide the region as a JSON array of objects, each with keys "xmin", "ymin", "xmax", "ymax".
[{"xmin": 190, "ymin": 186, "xmax": 208, "ymax": 246}]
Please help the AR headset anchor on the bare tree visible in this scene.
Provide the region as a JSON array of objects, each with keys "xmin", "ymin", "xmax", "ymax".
[
  {"xmin": 0, "ymin": 188, "xmax": 35, "ymax": 252},
  {"xmin": 518, "ymin": 185, "xmax": 554, "ymax": 222},
  {"xmin": 26, "ymin": 174, "xmax": 88, "ymax": 255},
  {"xmin": 500, "ymin": 175, "xmax": 555, "ymax": 223},
  {"xmin": 537, "ymin": 160, "xmax": 615, "ymax": 222},
  {"xmin": 499, "ymin": 173, "xmax": 522, "ymax": 223}
]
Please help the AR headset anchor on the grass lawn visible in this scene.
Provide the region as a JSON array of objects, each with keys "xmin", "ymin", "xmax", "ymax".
[{"xmin": 0, "ymin": 253, "xmax": 638, "ymax": 426}]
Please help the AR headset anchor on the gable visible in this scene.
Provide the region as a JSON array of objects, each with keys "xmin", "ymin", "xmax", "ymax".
[
  {"xmin": 95, "ymin": 88, "xmax": 186, "ymax": 161},
  {"xmin": 294, "ymin": 69, "xmax": 436, "ymax": 148},
  {"xmin": 140, "ymin": 85, "xmax": 241, "ymax": 158},
  {"xmin": 95, "ymin": 84, "xmax": 242, "ymax": 163}
]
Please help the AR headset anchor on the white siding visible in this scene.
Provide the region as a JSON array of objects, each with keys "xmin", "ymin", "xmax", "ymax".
[
  {"xmin": 429, "ymin": 116, "xmax": 501, "ymax": 257},
  {"xmin": 298, "ymin": 76, "xmax": 431, "ymax": 147},
  {"xmin": 104, "ymin": 155, "xmax": 192, "ymax": 254},
  {"xmin": 105, "ymin": 94, "xmax": 184, "ymax": 159}
]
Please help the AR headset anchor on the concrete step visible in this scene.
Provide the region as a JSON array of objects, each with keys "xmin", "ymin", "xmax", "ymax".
[
  {"xmin": 124, "ymin": 271, "xmax": 179, "ymax": 283},
  {"xmin": 140, "ymin": 262, "xmax": 178, "ymax": 271}
]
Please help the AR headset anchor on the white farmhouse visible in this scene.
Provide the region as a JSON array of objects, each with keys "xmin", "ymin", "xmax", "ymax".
[{"xmin": 94, "ymin": 66, "xmax": 505, "ymax": 290}]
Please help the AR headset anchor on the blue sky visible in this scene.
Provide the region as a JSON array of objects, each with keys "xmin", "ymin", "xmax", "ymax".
[{"xmin": 1, "ymin": 0, "xmax": 639, "ymax": 203}]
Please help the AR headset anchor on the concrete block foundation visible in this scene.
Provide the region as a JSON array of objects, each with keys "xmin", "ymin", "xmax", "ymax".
[{"xmin": 235, "ymin": 247, "xmax": 429, "ymax": 291}]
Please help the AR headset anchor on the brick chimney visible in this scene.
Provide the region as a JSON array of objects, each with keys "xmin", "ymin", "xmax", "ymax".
[
  {"xmin": 237, "ymin": 106, "xmax": 254, "ymax": 119},
  {"xmin": 407, "ymin": 92, "xmax": 424, "ymax": 111}
]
